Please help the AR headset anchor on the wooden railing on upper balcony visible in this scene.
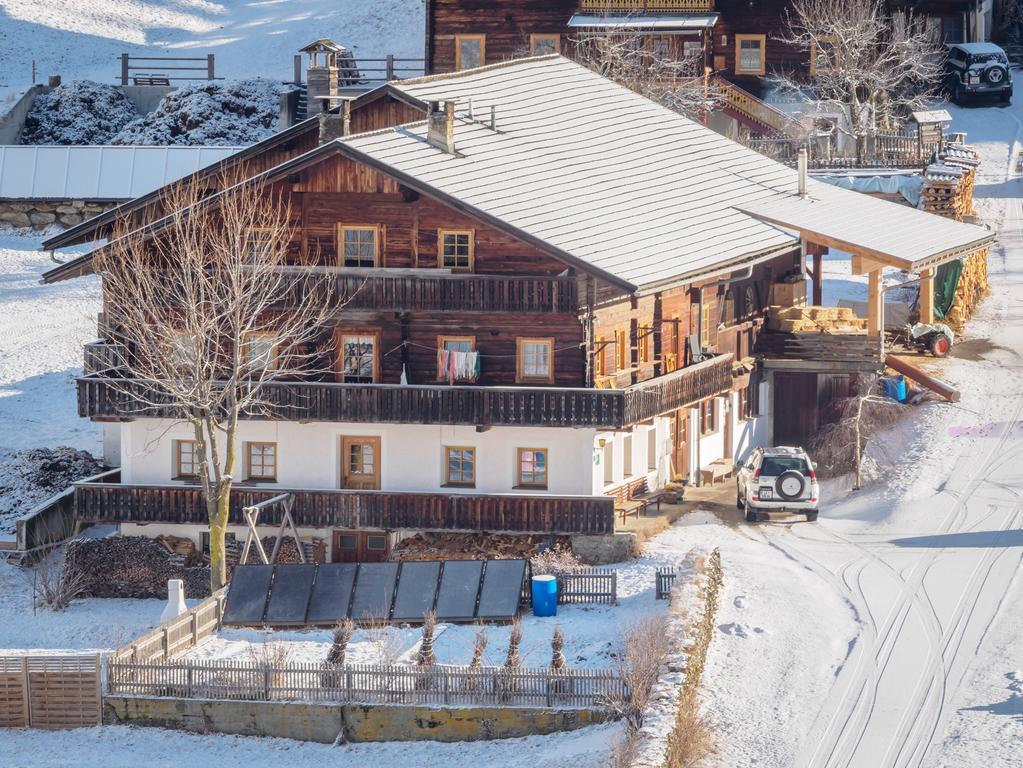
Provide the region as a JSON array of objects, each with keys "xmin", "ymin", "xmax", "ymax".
[
  {"xmin": 77, "ymin": 352, "xmax": 734, "ymax": 429},
  {"xmin": 757, "ymin": 333, "xmax": 882, "ymax": 368},
  {"xmin": 578, "ymin": 0, "xmax": 716, "ymax": 10},
  {"xmin": 280, "ymin": 269, "xmax": 578, "ymax": 314},
  {"xmin": 74, "ymin": 481, "xmax": 615, "ymax": 534},
  {"xmin": 717, "ymin": 79, "xmax": 804, "ymax": 139}
]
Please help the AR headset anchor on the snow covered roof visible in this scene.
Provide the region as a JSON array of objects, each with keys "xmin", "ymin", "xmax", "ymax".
[
  {"xmin": 0, "ymin": 145, "xmax": 241, "ymax": 201},
  {"xmin": 339, "ymin": 56, "xmax": 991, "ymax": 287}
]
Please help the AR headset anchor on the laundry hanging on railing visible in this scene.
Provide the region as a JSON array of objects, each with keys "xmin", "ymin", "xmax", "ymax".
[{"xmin": 437, "ymin": 348, "xmax": 480, "ymax": 383}]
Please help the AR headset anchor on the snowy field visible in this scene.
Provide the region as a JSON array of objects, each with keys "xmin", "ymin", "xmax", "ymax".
[{"xmin": 0, "ymin": 0, "xmax": 426, "ymax": 96}]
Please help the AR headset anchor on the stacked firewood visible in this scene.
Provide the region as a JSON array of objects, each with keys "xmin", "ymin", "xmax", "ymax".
[
  {"xmin": 391, "ymin": 532, "xmax": 571, "ymax": 561},
  {"xmin": 234, "ymin": 536, "xmax": 326, "ymax": 566},
  {"xmin": 64, "ymin": 536, "xmax": 211, "ymax": 598},
  {"xmin": 944, "ymin": 249, "xmax": 990, "ymax": 333}
]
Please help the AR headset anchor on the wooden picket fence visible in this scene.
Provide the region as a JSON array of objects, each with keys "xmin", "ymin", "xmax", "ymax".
[
  {"xmin": 111, "ymin": 590, "xmax": 226, "ymax": 663},
  {"xmin": 106, "ymin": 658, "xmax": 627, "ymax": 709},
  {"xmin": 557, "ymin": 569, "xmax": 617, "ymax": 605},
  {"xmin": 0, "ymin": 655, "xmax": 102, "ymax": 729},
  {"xmin": 655, "ymin": 567, "xmax": 677, "ymax": 600}
]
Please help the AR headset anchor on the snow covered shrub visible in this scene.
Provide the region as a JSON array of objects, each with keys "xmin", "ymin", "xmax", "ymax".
[
  {"xmin": 21, "ymin": 81, "xmax": 139, "ymax": 144},
  {"xmin": 113, "ymin": 79, "xmax": 290, "ymax": 146}
]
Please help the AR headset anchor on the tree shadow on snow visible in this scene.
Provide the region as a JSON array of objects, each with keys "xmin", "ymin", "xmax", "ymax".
[{"xmin": 889, "ymin": 529, "xmax": 1023, "ymax": 549}]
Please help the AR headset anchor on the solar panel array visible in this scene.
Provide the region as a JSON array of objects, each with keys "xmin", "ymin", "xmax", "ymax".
[{"xmin": 223, "ymin": 559, "xmax": 527, "ymax": 627}]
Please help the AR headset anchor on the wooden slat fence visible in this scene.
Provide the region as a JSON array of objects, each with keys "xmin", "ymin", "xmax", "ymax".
[
  {"xmin": 655, "ymin": 567, "xmax": 677, "ymax": 600},
  {"xmin": 557, "ymin": 569, "xmax": 617, "ymax": 605},
  {"xmin": 0, "ymin": 655, "xmax": 101, "ymax": 729},
  {"xmin": 106, "ymin": 660, "xmax": 626, "ymax": 709},
  {"xmin": 112, "ymin": 590, "xmax": 226, "ymax": 663}
]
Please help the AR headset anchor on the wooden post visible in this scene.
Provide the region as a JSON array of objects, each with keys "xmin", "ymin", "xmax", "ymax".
[
  {"xmin": 120, "ymin": 53, "xmax": 129, "ymax": 86},
  {"xmin": 867, "ymin": 268, "xmax": 883, "ymax": 337},
  {"xmin": 294, "ymin": 54, "xmax": 302, "ymax": 85},
  {"xmin": 207, "ymin": 53, "xmax": 215, "ymax": 81},
  {"xmin": 919, "ymin": 267, "xmax": 935, "ymax": 324},
  {"xmin": 386, "ymin": 54, "xmax": 395, "ymax": 81},
  {"xmin": 812, "ymin": 251, "xmax": 823, "ymax": 305}
]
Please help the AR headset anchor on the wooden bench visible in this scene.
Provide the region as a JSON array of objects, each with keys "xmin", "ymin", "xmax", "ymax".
[
  {"xmin": 699, "ymin": 458, "xmax": 734, "ymax": 486},
  {"xmin": 132, "ymin": 74, "xmax": 171, "ymax": 86},
  {"xmin": 608, "ymin": 477, "xmax": 666, "ymax": 524}
]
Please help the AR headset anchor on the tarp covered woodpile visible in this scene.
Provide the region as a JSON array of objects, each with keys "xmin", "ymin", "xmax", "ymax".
[{"xmin": 919, "ymin": 139, "xmax": 988, "ymax": 331}]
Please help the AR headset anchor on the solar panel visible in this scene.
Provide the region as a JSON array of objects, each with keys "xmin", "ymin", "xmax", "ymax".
[
  {"xmin": 476, "ymin": 559, "xmax": 526, "ymax": 621},
  {"xmin": 434, "ymin": 560, "xmax": 483, "ymax": 621},
  {"xmin": 222, "ymin": 565, "xmax": 274, "ymax": 625},
  {"xmin": 264, "ymin": 564, "xmax": 316, "ymax": 625},
  {"xmin": 307, "ymin": 563, "xmax": 358, "ymax": 624},
  {"xmin": 350, "ymin": 563, "xmax": 399, "ymax": 621},
  {"xmin": 391, "ymin": 562, "xmax": 441, "ymax": 622}
]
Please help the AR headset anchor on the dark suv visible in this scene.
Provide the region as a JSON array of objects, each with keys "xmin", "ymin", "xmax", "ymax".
[{"xmin": 945, "ymin": 43, "xmax": 1013, "ymax": 105}]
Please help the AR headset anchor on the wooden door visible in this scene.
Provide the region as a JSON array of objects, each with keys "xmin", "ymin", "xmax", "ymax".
[
  {"xmin": 332, "ymin": 530, "xmax": 390, "ymax": 563},
  {"xmin": 772, "ymin": 372, "xmax": 818, "ymax": 447},
  {"xmin": 340, "ymin": 436, "xmax": 381, "ymax": 489}
]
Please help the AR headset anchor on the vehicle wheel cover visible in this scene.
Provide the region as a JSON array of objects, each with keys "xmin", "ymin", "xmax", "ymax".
[
  {"xmin": 987, "ymin": 67, "xmax": 1006, "ymax": 84},
  {"xmin": 776, "ymin": 470, "xmax": 806, "ymax": 500}
]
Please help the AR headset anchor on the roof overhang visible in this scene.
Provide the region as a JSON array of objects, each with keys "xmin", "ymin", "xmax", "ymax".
[
  {"xmin": 735, "ymin": 193, "xmax": 995, "ymax": 273},
  {"xmin": 567, "ymin": 13, "xmax": 719, "ymax": 31}
]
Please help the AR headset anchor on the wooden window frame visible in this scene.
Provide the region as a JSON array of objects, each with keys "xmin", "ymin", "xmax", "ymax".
[
  {"xmin": 809, "ymin": 34, "xmax": 840, "ymax": 75},
  {"xmin": 530, "ymin": 34, "xmax": 561, "ymax": 56},
  {"xmin": 340, "ymin": 435, "xmax": 382, "ymax": 490},
  {"xmin": 337, "ymin": 224, "xmax": 380, "ymax": 268},
  {"xmin": 437, "ymin": 335, "xmax": 477, "ymax": 381},
  {"xmin": 454, "ymin": 34, "xmax": 486, "ymax": 71},
  {"xmin": 438, "ymin": 229, "xmax": 474, "ymax": 271},
  {"xmin": 614, "ymin": 329, "xmax": 628, "ymax": 371},
  {"xmin": 516, "ymin": 447, "xmax": 549, "ymax": 489},
  {"xmin": 444, "ymin": 445, "xmax": 477, "ymax": 487},
  {"xmin": 594, "ymin": 335, "xmax": 608, "ymax": 377},
  {"xmin": 244, "ymin": 441, "xmax": 278, "ymax": 482},
  {"xmin": 735, "ymin": 34, "xmax": 766, "ymax": 76},
  {"xmin": 335, "ymin": 329, "xmax": 381, "ymax": 384},
  {"xmin": 638, "ymin": 322, "xmax": 652, "ymax": 364},
  {"xmin": 242, "ymin": 331, "xmax": 279, "ymax": 374},
  {"xmin": 700, "ymin": 399, "xmax": 718, "ymax": 436},
  {"xmin": 516, "ymin": 337, "xmax": 555, "ymax": 384},
  {"xmin": 173, "ymin": 439, "xmax": 201, "ymax": 480},
  {"xmin": 244, "ymin": 226, "xmax": 275, "ymax": 264},
  {"xmin": 700, "ymin": 300, "xmax": 712, "ymax": 348}
]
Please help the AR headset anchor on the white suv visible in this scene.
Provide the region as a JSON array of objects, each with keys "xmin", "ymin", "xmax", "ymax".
[{"xmin": 736, "ymin": 447, "xmax": 820, "ymax": 522}]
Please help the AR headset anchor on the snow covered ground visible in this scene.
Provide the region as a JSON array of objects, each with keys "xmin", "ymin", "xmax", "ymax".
[{"xmin": 0, "ymin": 0, "xmax": 425, "ymax": 95}]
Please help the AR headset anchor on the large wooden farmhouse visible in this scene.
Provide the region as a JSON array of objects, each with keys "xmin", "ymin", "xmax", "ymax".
[
  {"xmin": 425, "ymin": 1, "xmax": 993, "ymax": 83},
  {"xmin": 43, "ymin": 56, "xmax": 991, "ymax": 561}
]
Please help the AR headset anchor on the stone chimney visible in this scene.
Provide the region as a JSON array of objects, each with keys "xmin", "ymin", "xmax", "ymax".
[
  {"xmin": 427, "ymin": 100, "xmax": 456, "ymax": 154},
  {"xmin": 319, "ymin": 110, "xmax": 344, "ymax": 144},
  {"xmin": 300, "ymin": 39, "xmax": 342, "ymax": 115}
]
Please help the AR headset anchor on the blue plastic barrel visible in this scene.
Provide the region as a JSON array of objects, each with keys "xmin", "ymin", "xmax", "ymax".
[
  {"xmin": 531, "ymin": 575, "xmax": 558, "ymax": 617},
  {"xmin": 881, "ymin": 375, "xmax": 907, "ymax": 403}
]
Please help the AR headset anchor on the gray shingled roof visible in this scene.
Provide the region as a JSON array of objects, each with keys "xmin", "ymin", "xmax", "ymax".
[{"xmin": 340, "ymin": 56, "xmax": 992, "ymax": 290}]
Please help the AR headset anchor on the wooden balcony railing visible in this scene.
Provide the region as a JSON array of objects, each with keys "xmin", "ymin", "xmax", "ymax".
[
  {"xmin": 74, "ymin": 481, "xmax": 614, "ymax": 535},
  {"xmin": 83, "ymin": 340, "xmax": 127, "ymax": 376},
  {"xmin": 757, "ymin": 332, "xmax": 882, "ymax": 368},
  {"xmin": 283, "ymin": 270, "xmax": 578, "ymax": 314},
  {"xmin": 578, "ymin": 0, "xmax": 716, "ymax": 10},
  {"xmin": 76, "ymin": 354, "xmax": 734, "ymax": 428}
]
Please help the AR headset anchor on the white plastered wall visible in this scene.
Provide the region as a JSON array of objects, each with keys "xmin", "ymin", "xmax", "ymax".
[
  {"xmin": 592, "ymin": 415, "xmax": 672, "ymax": 495},
  {"xmin": 120, "ymin": 419, "xmax": 597, "ymax": 497}
]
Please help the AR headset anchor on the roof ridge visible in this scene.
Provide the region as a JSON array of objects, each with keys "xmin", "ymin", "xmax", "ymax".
[{"xmin": 394, "ymin": 54, "xmax": 565, "ymax": 87}]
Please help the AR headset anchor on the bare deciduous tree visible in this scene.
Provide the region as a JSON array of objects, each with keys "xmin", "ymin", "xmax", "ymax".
[
  {"xmin": 571, "ymin": 26, "xmax": 723, "ymax": 122},
  {"xmin": 773, "ymin": 0, "xmax": 944, "ymax": 140},
  {"xmin": 809, "ymin": 374, "xmax": 907, "ymax": 489},
  {"xmin": 95, "ymin": 171, "xmax": 336, "ymax": 592}
]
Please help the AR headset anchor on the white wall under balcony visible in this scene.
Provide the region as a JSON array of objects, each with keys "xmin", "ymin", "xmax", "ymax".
[{"xmin": 120, "ymin": 419, "xmax": 597, "ymax": 497}]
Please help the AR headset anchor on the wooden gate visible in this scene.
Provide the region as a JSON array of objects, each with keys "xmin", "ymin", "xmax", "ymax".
[{"xmin": 0, "ymin": 655, "xmax": 102, "ymax": 729}]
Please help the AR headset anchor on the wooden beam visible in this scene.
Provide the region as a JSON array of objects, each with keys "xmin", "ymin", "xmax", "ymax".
[
  {"xmin": 886, "ymin": 354, "xmax": 960, "ymax": 402},
  {"xmin": 812, "ymin": 251, "xmax": 823, "ymax": 306},
  {"xmin": 918, "ymin": 267, "xmax": 935, "ymax": 324},
  {"xmin": 867, "ymin": 268, "xmax": 883, "ymax": 337},
  {"xmin": 851, "ymin": 253, "xmax": 889, "ymax": 275}
]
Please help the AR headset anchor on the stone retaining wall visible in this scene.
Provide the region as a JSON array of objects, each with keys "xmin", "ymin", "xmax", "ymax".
[
  {"xmin": 104, "ymin": 695, "xmax": 609, "ymax": 743},
  {"xmin": 0, "ymin": 199, "xmax": 114, "ymax": 230}
]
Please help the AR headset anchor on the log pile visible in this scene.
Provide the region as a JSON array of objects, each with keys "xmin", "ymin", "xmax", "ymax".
[
  {"xmin": 918, "ymin": 138, "xmax": 989, "ymax": 331},
  {"xmin": 237, "ymin": 535, "xmax": 326, "ymax": 565},
  {"xmin": 64, "ymin": 535, "xmax": 211, "ymax": 598},
  {"xmin": 391, "ymin": 532, "xmax": 572, "ymax": 562}
]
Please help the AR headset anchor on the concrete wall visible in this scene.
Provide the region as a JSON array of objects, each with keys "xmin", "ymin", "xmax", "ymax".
[
  {"xmin": 121, "ymin": 418, "xmax": 598, "ymax": 496},
  {"xmin": 0, "ymin": 85, "xmax": 45, "ymax": 144},
  {"xmin": 104, "ymin": 695, "xmax": 608, "ymax": 743}
]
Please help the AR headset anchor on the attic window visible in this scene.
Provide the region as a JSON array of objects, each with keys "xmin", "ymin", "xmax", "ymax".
[
  {"xmin": 339, "ymin": 225, "xmax": 379, "ymax": 267},
  {"xmin": 455, "ymin": 35, "xmax": 485, "ymax": 70},
  {"xmin": 439, "ymin": 230, "xmax": 474, "ymax": 271},
  {"xmin": 530, "ymin": 34, "xmax": 561, "ymax": 56}
]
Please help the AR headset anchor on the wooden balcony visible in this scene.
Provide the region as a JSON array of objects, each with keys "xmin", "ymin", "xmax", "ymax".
[
  {"xmin": 76, "ymin": 353, "xmax": 734, "ymax": 428},
  {"xmin": 757, "ymin": 332, "xmax": 882, "ymax": 370},
  {"xmin": 74, "ymin": 480, "xmax": 614, "ymax": 535},
  {"xmin": 280, "ymin": 269, "xmax": 579, "ymax": 314}
]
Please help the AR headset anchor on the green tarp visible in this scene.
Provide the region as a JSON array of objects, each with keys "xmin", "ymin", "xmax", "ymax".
[{"xmin": 933, "ymin": 259, "xmax": 964, "ymax": 320}]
